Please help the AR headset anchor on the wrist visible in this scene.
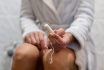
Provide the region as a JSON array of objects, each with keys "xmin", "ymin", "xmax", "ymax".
[{"xmin": 66, "ymin": 32, "xmax": 76, "ymax": 44}]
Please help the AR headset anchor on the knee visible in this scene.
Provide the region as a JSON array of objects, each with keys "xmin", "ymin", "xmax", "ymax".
[
  {"xmin": 43, "ymin": 49, "xmax": 76, "ymax": 70},
  {"xmin": 67, "ymin": 49, "xmax": 76, "ymax": 63},
  {"xmin": 13, "ymin": 43, "xmax": 39, "ymax": 61},
  {"xmin": 61, "ymin": 48, "xmax": 76, "ymax": 65}
]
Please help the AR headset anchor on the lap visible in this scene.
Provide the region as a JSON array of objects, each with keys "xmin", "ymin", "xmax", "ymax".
[
  {"xmin": 16, "ymin": 43, "xmax": 78, "ymax": 70},
  {"xmin": 43, "ymin": 48, "xmax": 78, "ymax": 70}
]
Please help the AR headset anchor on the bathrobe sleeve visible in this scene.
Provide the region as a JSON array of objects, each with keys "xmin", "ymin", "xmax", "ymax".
[
  {"xmin": 66, "ymin": 0, "xmax": 94, "ymax": 48},
  {"xmin": 20, "ymin": 0, "xmax": 42, "ymax": 38}
]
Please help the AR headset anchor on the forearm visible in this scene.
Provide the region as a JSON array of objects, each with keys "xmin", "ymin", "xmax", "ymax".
[{"xmin": 66, "ymin": 0, "xmax": 94, "ymax": 49}]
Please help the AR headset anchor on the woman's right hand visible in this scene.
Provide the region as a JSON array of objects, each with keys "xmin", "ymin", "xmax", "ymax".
[{"xmin": 24, "ymin": 32, "xmax": 47, "ymax": 49}]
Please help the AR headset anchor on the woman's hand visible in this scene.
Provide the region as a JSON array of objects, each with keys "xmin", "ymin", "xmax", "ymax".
[
  {"xmin": 24, "ymin": 32, "xmax": 47, "ymax": 49},
  {"xmin": 48, "ymin": 28, "xmax": 75, "ymax": 52}
]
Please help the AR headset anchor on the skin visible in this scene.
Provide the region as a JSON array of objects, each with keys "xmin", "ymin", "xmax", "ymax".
[
  {"xmin": 48, "ymin": 28, "xmax": 75, "ymax": 52},
  {"xmin": 24, "ymin": 28, "xmax": 76, "ymax": 51},
  {"xmin": 12, "ymin": 28, "xmax": 78, "ymax": 70},
  {"xmin": 24, "ymin": 31, "xmax": 48, "ymax": 49}
]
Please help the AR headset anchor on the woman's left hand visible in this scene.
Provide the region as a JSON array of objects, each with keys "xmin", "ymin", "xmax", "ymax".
[{"xmin": 48, "ymin": 28, "xmax": 75, "ymax": 52}]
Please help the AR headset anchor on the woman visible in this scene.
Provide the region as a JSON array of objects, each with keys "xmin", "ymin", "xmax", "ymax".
[{"xmin": 12, "ymin": 0, "xmax": 95, "ymax": 70}]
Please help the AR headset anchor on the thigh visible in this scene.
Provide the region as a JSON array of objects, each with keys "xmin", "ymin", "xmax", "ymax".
[
  {"xmin": 12, "ymin": 43, "xmax": 40, "ymax": 70},
  {"xmin": 43, "ymin": 48, "xmax": 78, "ymax": 70}
]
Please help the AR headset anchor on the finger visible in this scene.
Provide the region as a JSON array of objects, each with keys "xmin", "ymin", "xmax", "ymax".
[
  {"xmin": 48, "ymin": 33, "xmax": 62, "ymax": 44},
  {"xmin": 25, "ymin": 35, "xmax": 32, "ymax": 44},
  {"xmin": 48, "ymin": 34, "xmax": 66, "ymax": 50},
  {"xmin": 49, "ymin": 37, "xmax": 63, "ymax": 52},
  {"xmin": 55, "ymin": 28, "xmax": 65, "ymax": 36},
  {"xmin": 44, "ymin": 39, "xmax": 48, "ymax": 49},
  {"xmin": 52, "ymin": 36, "xmax": 67, "ymax": 49},
  {"xmin": 38, "ymin": 32, "xmax": 44, "ymax": 41},
  {"xmin": 30, "ymin": 33, "xmax": 36, "ymax": 45},
  {"xmin": 53, "ymin": 34, "xmax": 67, "ymax": 47},
  {"xmin": 38, "ymin": 32, "xmax": 47, "ymax": 49},
  {"xmin": 40, "ymin": 39, "xmax": 48, "ymax": 49},
  {"xmin": 48, "ymin": 33, "xmax": 56, "ymax": 38},
  {"xmin": 34, "ymin": 32, "xmax": 40, "ymax": 44},
  {"xmin": 54, "ymin": 34, "xmax": 64, "ymax": 43},
  {"xmin": 48, "ymin": 34, "xmax": 56, "ymax": 44},
  {"xmin": 49, "ymin": 34, "xmax": 61, "ymax": 46}
]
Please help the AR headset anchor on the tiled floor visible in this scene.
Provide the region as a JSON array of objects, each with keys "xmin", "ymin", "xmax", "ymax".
[{"xmin": 0, "ymin": 0, "xmax": 104, "ymax": 70}]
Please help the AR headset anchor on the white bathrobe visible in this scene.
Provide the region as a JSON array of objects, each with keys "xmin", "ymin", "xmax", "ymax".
[{"xmin": 20, "ymin": 0, "xmax": 96, "ymax": 70}]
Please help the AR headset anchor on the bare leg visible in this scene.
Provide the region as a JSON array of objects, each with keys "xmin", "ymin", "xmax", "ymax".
[
  {"xmin": 12, "ymin": 43, "xmax": 39, "ymax": 70},
  {"xmin": 43, "ymin": 48, "xmax": 78, "ymax": 70}
]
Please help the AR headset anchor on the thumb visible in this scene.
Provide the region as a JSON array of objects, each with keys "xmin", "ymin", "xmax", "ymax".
[
  {"xmin": 55, "ymin": 28, "xmax": 65, "ymax": 37},
  {"xmin": 40, "ymin": 39, "xmax": 48, "ymax": 49}
]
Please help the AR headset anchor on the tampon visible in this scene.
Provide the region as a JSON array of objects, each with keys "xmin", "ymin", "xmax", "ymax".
[{"xmin": 44, "ymin": 24, "xmax": 54, "ymax": 33}]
